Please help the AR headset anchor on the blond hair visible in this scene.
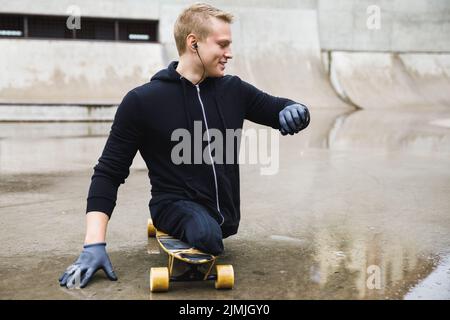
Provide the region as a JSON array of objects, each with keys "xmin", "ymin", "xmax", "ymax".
[{"xmin": 174, "ymin": 2, "xmax": 234, "ymax": 56}]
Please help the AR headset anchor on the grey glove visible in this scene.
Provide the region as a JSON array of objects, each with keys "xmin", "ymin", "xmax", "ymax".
[
  {"xmin": 279, "ymin": 103, "xmax": 310, "ymax": 135},
  {"xmin": 59, "ymin": 242, "xmax": 117, "ymax": 288}
]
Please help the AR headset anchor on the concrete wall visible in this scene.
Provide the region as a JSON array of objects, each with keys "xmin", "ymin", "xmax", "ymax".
[
  {"xmin": 0, "ymin": 39, "xmax": 163, "ymax": 104},
  {"xmin": 0, "ymin": 0, "xmax": 316, "ymax": 18},
  {"xmin": 0, "ymin": 0, "xmax": 160, "ymax": 20},
  {"xmin": 318, "ymin": 0, "xmax": 450, "ymax": 52}
]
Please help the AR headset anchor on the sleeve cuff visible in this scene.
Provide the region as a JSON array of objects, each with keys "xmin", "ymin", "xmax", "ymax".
[{"xmin": 86, "ymin": 197, "xmax": 115, "ymax": 218}]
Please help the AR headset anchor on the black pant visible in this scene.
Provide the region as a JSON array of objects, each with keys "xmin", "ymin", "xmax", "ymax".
[{"xmin": 150, "ymin": 199, "xmax": 224, "ymax": 256}]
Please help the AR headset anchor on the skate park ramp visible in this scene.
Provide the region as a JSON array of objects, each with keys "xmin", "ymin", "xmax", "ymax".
[{"xmin": 330, "ymin": 52, "xmax": 450, "ymax": 109}]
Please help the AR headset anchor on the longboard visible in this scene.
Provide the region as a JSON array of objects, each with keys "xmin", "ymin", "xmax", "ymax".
[{"xmin": 147, "ymin": 218, "xmax": 234, "ymax": 292}]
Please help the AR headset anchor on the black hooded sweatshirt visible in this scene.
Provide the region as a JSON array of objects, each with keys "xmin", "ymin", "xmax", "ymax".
[{"xmin": 86, "ymin": 60, "xmax": 298, "ymax": 237}]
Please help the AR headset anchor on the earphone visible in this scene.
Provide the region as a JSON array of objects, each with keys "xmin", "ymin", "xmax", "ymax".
[{"xmin": 191, "ymin": 42, "xmax": 205, "ymax": 85}]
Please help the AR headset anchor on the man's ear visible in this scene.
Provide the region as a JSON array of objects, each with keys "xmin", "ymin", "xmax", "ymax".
[{"xmin": 186, "ymin": 34, "xmax": 198, "ymax": 51}]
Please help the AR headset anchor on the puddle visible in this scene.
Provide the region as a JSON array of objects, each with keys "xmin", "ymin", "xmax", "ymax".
[
  {"xmin": 404, "ymin": 253, "xmax": 450, "ymax": 300},
  {"xmin": 0, "ymin": 108, "xmax": 449, "ymax": 299}
]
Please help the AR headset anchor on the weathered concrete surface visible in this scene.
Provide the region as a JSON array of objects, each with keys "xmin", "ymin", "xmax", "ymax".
[
  {"xmin": 318, "ymin": 0, "xmax": 450, "ymax": 52},
  {"xmin": 0, "ymin": 40, "xmax": 164, "ymax": 105},
  {"xmin": 0, "ymin": 115, "xmax": 449, "ymax": 299},
  {"xmin": 0, "ymin": 0, "xmax": 161, "ymax": 19},
  {"xmin": 0, "ymin": 105, "xmax": 118, "ymax": 122},
  {"xmin": 0, "ymin": 0, "xmax": 316, "ymax": 18}
]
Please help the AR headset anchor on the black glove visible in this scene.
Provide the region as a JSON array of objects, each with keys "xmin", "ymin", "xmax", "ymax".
[
  {"xmin": 59, "ymin": 242, "xmax": 117, "ymax": 288},
  {"xmin": 279, "ymin": 103, "xmax": 310, "ymax": 135}
]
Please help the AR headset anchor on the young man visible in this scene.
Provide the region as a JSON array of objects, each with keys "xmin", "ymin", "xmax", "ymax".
[{"xmin": 59, "ymin": 3, "xmax": 310, "ymax": 289}]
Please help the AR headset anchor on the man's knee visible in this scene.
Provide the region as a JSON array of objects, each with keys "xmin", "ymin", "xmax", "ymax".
[
  {"xmin": 186, "ymin": 222, "xmax": 224, "ymax": 256},
  {"xmin": 198, "ymin": 234, "xmax": 224, "ymax": 256}
]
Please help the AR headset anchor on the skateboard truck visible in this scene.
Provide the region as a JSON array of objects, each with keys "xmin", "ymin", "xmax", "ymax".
[{"xmin": 170, "ymin": 264, "xmax": 217, "ymax": 282}]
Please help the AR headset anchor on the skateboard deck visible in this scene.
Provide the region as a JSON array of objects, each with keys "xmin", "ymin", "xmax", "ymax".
[{"xmin": 147, "ymin": 218, "xmax": 234, "ymax": 292}]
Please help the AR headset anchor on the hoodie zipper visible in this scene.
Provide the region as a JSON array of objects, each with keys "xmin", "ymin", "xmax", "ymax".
[{"xmin": 195, "ymin": 84, "xmax": 225, "ymax": 226}]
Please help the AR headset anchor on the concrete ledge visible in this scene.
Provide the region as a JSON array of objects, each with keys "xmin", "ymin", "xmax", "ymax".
[{"xmin": 0, "ymin": 105, "xmax": 117, "ymax": 122}]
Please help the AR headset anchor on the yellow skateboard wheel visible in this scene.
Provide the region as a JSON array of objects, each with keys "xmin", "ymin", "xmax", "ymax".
[
  {"xmin": 215, "ymin": 264, "xmax": 234, "ymax": 290},
  {"xmin": 150, "ymin": 267, "xmax": 169, "ymax": 292},
  {"xmin": 147, "ymin": 218, "xmax": 156, "ymax": 238}
]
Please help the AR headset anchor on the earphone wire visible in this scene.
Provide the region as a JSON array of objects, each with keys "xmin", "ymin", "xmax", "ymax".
[{"xmin": 194, "ymin": 45, "xmax": 206, "ymax": 86}]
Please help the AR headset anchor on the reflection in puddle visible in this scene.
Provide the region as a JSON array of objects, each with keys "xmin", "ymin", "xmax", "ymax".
[
  {"xmin": 405, "ymin": 254, "xmax": 450, "ymax": 300},
  {"xmin": 329, "ymin": 107, "xmax": 450, "ymax": 155},
  {"xmin": 234, "ymin": 223, "xmax": 444, "ymax": 299},
  {"xmin": 310, "ymin": 228, "xmax": 440, "ymax": 299}
]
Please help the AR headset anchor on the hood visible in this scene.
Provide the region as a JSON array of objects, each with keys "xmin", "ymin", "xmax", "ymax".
[
  {"xmin": 150, "ymin": 61, "xmax": 229, "ymax": 135},
  {"xmin": 150, "ymin": 61, "xmax": 184, "ymax": 82}
]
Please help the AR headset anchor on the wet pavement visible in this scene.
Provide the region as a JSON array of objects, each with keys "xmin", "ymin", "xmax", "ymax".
[{"xmin": 1, "ymin": 107, "xmax": 450, "ymax": 299}]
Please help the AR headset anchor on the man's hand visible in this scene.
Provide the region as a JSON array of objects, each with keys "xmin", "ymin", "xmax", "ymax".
[
  {"xmin": 279, "ymin": 103, "xmax": 310, "ymax": 135},
  {"xmin": 59, "ymin": 242, "xmax": 117, "ymax": 289}
]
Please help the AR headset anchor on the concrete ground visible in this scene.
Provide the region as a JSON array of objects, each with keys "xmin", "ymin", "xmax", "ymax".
[{"xmin": 1, "ymin": 107, "xmax": 450, "ymax": 300}]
